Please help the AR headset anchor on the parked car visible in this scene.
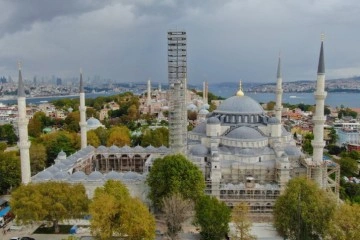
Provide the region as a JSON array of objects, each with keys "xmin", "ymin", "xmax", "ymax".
[
  {"xmin": 21, "ymin": 237, "xmax": 35, "ymax": 240},
  {"xmin": 9, "ymin": 237, "xmax": 20, "ymax": 240}
]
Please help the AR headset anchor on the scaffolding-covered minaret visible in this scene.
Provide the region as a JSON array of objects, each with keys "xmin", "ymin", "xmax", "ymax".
[
  {"xmin": 17, "ymin": 62, "xmax": 31, "ymax": 184},
  {"xmin": 168, "ymin": 30, "xmax": 187, "ymax": 154},
  {"xmin": 79, "ymin": 69, "xmax": 87, "ymax": 149},
  {"xmin": 311, "ymin": 35, "xmax": 327, "ymax": 188},
  {"xmin": 274, "ymin": 55, "xmax": 283, "ymax": 123}
]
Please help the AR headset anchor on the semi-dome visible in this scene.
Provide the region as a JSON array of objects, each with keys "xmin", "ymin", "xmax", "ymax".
[
  {"xmin": 226, "ymin": 126, "xmax": 265, "ymax": 139},
  {"xmin": 284, "ymin": 145, "xmax": 302, "ymax": 156},
  {"xmin": 190, "ymin": 144, "xmax": 209, "ymax": 156},
  {"xmin": 192, "ymin": 122, "xmax": 206, "ymax": 134},
  {"xmin": 207, "ymin": 117, "xmax": 220, "ymax": 124},
  {"xmin": 214, "ymin": 95, "xmax": 264, "ymax": 114}
]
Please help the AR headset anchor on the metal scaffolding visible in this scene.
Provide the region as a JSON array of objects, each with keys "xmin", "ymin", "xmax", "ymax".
[{"xmin": 168, "ymin": 31, "xmax": 187, "ymax": 153}]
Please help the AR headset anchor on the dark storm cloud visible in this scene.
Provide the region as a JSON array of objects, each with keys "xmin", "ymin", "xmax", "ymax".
[
  {"xmin": 0, "ymin": 0, "xmax": 112, "ymax": 35},
  {"xmin": 1, "ymin": 0, "xmax": 360, "ymax": 84}
]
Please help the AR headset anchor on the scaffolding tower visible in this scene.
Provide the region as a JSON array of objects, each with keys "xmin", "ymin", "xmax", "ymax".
[{"xmin": 168, "ymin": 31, "xmax": 188, "ymax": 153}]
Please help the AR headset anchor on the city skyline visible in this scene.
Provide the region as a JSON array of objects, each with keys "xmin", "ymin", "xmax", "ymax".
[{"xmin": 0, "ymin": 0, "xmax": 360, "ymax": 84}]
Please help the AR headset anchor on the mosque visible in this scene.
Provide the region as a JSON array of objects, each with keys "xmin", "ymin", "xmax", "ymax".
[{"xmin": 17, "ymin": 39, "xmax": 339, "ymax": 213}]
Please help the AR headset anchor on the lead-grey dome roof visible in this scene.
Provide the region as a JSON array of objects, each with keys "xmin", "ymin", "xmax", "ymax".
[
  {"xmin": 190, "ymin": 144, "xmax": 209, "ymax": 156},
  {"xmin": 70, "ymin": 171, "xmax": 87, "ymax": 182},
  {"xmin": 284, "ymin": 145, "xmax": 302, "ymax": 156},
  {"xmin": 88, "ymin": 171, "xmax": 104, "ymax": 181},
  {"xmin": 105, "ymin": 171, "xmax": 122, "ymax": 180},
  {"xmin": 34, "ymin": 170, "xmax": 53, "ymax": 181},
  {"xmin": 87, "ymin": 117, "xmax": 101, "ymax": 127},
  {"xmin": 268, "ymin": 117, "xmax": 280, "ymax": 124},
  {"xmin": 53, "ymin": 171, "xmax": 69, "ymax": 181},
  {"xmin": 207, "ymin": 117, "xmax": 220, "ymax": 124},
  {"xmin": 226, "ymin": 126, "xmax": 266, "ymax": 139},
  {"xmin": 214, "ymin": 95, "xmax": 264, "ymax": 114}
]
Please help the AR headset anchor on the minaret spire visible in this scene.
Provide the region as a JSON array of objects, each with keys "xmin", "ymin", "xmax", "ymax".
[
  {"xmin": 79, "ymin": 69, "xmax": 87, "ymax": 149},
  {"xmin": 17, "ymin": 62, "xmax": 31, "ymax": 184},
  {"xmin": 147, "ymin": 78, "xmax": 151, "ymax": 106},
  {"xmin": 311, "ymin": 35, "xmax": 327, "ymax": 188},
  {"xmin": 236, "ymin": 80, "xmax": 244, "ymax": 96},
  {"xmin": 275, "ymin": 54, "xmax": 283, "ymax": 122}
]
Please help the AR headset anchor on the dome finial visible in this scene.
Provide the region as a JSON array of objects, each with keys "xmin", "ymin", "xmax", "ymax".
[{"xmin": 236, "ymin": 80, "xmax": 244, "ymax": 96}]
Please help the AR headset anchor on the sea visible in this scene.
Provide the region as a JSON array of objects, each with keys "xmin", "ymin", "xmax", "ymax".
[{"xmin": 0, "ymin": 89, "xmax": 358, "ymax": 108}]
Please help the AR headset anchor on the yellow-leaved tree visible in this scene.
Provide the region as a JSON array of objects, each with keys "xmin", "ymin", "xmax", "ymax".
[
  {"xmin": 106, "ymin": 126, "xmax": 131, "ymax": 147},
  {"xmin": 90, "ymin": 180, "xmax": 155, "ymax": 240}
]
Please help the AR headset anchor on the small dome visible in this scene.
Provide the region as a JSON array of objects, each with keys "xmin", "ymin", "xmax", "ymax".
[
  {"xmin": 57, "ymin": 150, "xmax": 67, "ymax": 160},
  {"xmin": 87, "ymin": 117, "xmax": 102, "ymax": 127},
  {"xmin": 199, "ymin": 109, "xmax": 209, "ymax": 115},
  {"xmin": 53, "ymin": 171, "xmax": 69, "ymax": 181},
  {"xmin": 34, "ymin": 170, "xmax": 53, "ymax": 181},
  {"xmin": 190, "ymin": 144, "xmax": 209, "ymax": 156},
  {"xmin": 268, "ymin": 117, "xmax": 280, "ymax": 124},
  {"xmin": 70, "ymin": 171, "xmax": 87, "ymax": 182},
  {"xmin": 201, "ymin": 104, "xmax": 210, "ymax": 110},
  {"xmin": 109, "ymin": 145, "xmax": 119, "ymax": 153},
  {"xmin": 192, "ymin": 122, "xmax": 206, "ymax": 134},
  {"xmin": 97, "ymin": 145, "xmax": 107, "ymax": 153},
  {"xmin": 122, "ymin": 171, "xmax": 142, "ymax": 181},
  {"xmin": 284, "ymin": 145, "xmax": 302, "ymax": 156},
  {"xmin": 187, "ymin": 103, "xmax": 197, "ymax": 112},
  {"xmin": 88, "ymin": 171, "xmax": 104, "ymax": 181},
  {"xmin": 47, "ymin": 165, "xmax": 59, "ymax": 174},
  {"xmin": 68, "ymin": 107, "xmax": 73, "ymax": 112},
  {"xmin": 226, "ymin": 127, "xmax": 265, "ymax": 139},
  {"xmin": 207, "ymin": 117, "xmax": 220, "ymax": 124},
  {"xmin": 54, "ymin": 162, "xmax": 68, "ymax": 171},
  {"xmin": 105, "ymin": 171, "xmax": 122, "ymax": 180}
]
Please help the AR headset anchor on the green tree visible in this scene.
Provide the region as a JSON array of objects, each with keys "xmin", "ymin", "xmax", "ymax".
[
  {"xmin": 302, "ymin": 133, "xmax": 314, "ymax": 155},
  {"xmin": 338, "ymin": 157, "xmax": 358, "ymax": 176},
  {"xmin": 0, "ymin": 124, "xmax": 18, "ymax": 144},
  {"xmin": 266, "ymin": 101, "xmax": 276, "ymax": 110},
  {"xmin": 28, "ymin": 112, "xmax": 53, "ymax": 137},
  {"xmin": 147, "ymin": 154, "xmax": 205, "ymax": 209},
  {"xmin": 273, "ymin": 177, "xmax": 336, "ymax": 240},
  {"xmin": 141, "ymin": 127, "xmax": 169, "ymax": 147},
  {"xmin": 328, "ymin": 127, "xmax": 338, "ymax": 145},
  {"xmin": 194, "ymin": 195, "xmax": 231, "ymax": 240},
  {"xmin": 89, "ymin": 180, "xmax": 155, "ymax": 240},
  {"xmin": 328, "ymin": 203, "xmax": 360, "ymax": 240},
  {"xmin": 0, "ymin": 142, "xmax": 7, "ymax": 151},
  {"xmin": 40, "ymin": 131, "xmax": 80, "ymax": 165},
  {"xmin": 106, "ymin": 126, "xmax": 131, "ymax": 147},
  {"xmin": 64, "ymin": 111, "xmax": 80, "ymax": 132},
  {"xmin": 29, "ymin": 142, "xmax": 47, "ymax": 175},
  {"xmin": 93, "ymin": 127, "xmax": 109, "ymax": 146},
  {"xmin": 10, "ymin": 182, "xmax": 89, "ymax": 233},
  {"xmin": 162, "ymin": 193, "xmax": 194, "ymax": 239},
  {"xmin": 231, "ymin": 203, "xmax": 256, "ymax": 240},
  {"xmin": 87, "ymin": 130, "xmax": 100, "ymax": 147},
  {"xmin": 0, "ymin": 151, "xmax": 20, "ymax": 194}
]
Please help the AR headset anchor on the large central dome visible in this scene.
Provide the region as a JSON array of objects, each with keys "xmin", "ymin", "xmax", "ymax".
[{"xmin": 214, "ymin": 95, "xmax": 264, "ymax": 114}]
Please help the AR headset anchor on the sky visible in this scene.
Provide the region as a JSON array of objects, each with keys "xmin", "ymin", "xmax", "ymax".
[{"xmin": 0, "ymin": 0, "xmax": 360, "ymax": 85}]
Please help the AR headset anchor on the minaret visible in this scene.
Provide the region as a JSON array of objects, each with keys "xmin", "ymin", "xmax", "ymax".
[
  {"xmin": 236, "ymin": 80, "xmax": 244, "ymax": 97},
  {"xmin": 311, "ymin": 35, "xmax": 327, "ymax": 188},
  {"xmin": 79, "ymin": 69, "xmax": 87, "ymax": 149},
  {"xmin": 147, "ymin": 78, "xmax": 151, "ymax": 106},
  {"xmin": 274, "ymin": 55, "xmax": 283, "ymax": 122},
  {"xmin": 17, "ymin": 62, "xmax": 31, "ymax": 184}
]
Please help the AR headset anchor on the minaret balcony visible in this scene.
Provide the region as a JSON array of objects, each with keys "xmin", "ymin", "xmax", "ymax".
[
  {"xmin": 312, "ymin": 116, "xmax": 326, "ymax": 124},
  {"xmin": 275, "ymin": 89, "xmax": 283, "ymax": 94},
  {"xmin": 17, "ymin": 141, "xmax": 31, "ymax": 149},
  {"xmin": 314, "ymin": 92, "xmax": 327, "ymax": 100},
  {"xmin": 311, "ymin": 140, "xmax": 325, "ymax": 148}
]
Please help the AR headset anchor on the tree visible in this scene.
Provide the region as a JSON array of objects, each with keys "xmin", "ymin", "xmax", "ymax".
[
  {"xmin": 231, "ymin": 203, "xmax": 256, "ymax": 240},
  {"xmin": 0, "ymin": 124, "xmax": 18, "ymax": 144},
  {"xmin": 266, "ymin": 101, "xmax": 276, "ymax": 110},
  {"xmin": 147, "ymin": 154, "xmax": 205, "ymax": 209},
  {"xmin": 28, "ymin": 112, "xmax": 53, "ymax": 137},
  {"xmin": 194, "ymin": 195, "xmax": 231, "ymax": 240},
  {"xmin": 338, "ymin": 157, "xmax": 358, "ymax": 176},
  {"xmin": 64, "ymin": 111, "xmax": 80, "ymax": 132},
  {"xmin": 106, "ymin": 126, "xmax": 131, "ymax": 147},
  {"xmin": 328, "ymin": 127, "xmax": 338, "ymax": 145},
  {"xmin": 29, "ymin": 142, "xmax": 47, "ymax": 175},
  {"xmin": 0, "ymin": 151, "xmax": 20, "ymax": 194},
  {"xmin": 162, "ymin": 193, "xmax": 194, "ymax": 239},
  {"xmin": 302, "ymin": 133, "xmax": 314, "ymax": 155},
  {"xmin": 87, "ymin": 130, "xmax": 100, "ymax": 147},
  {"xmin": 40, "ymin": 131, "xmax": 80, "ymax": 165},
  {"xmin": 93, "ymin": 127, "xmax": 109, "ymax": 146},
  {"xmin": 141, "ymin": 127, "xmax": 169, "ymax": 147},
  {"xmin": 273, "ymin": 177, "xmax": 337, "ymax": 240},
  {"xmin": 327, "ymin": 203, "xmax": 360, "ymax": 240},
  {"xmin": 89, "ymin": 180, "xmax": 155, "ymax": 240},
  {"xmin": 10, "ymin": 182, "xmax": 89, "ymax": 233}
]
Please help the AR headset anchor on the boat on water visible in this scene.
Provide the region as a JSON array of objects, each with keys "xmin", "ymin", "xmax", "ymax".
[{"xmin": 289, "ymin": 96, "xmax": 297, "ymax": 98}]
